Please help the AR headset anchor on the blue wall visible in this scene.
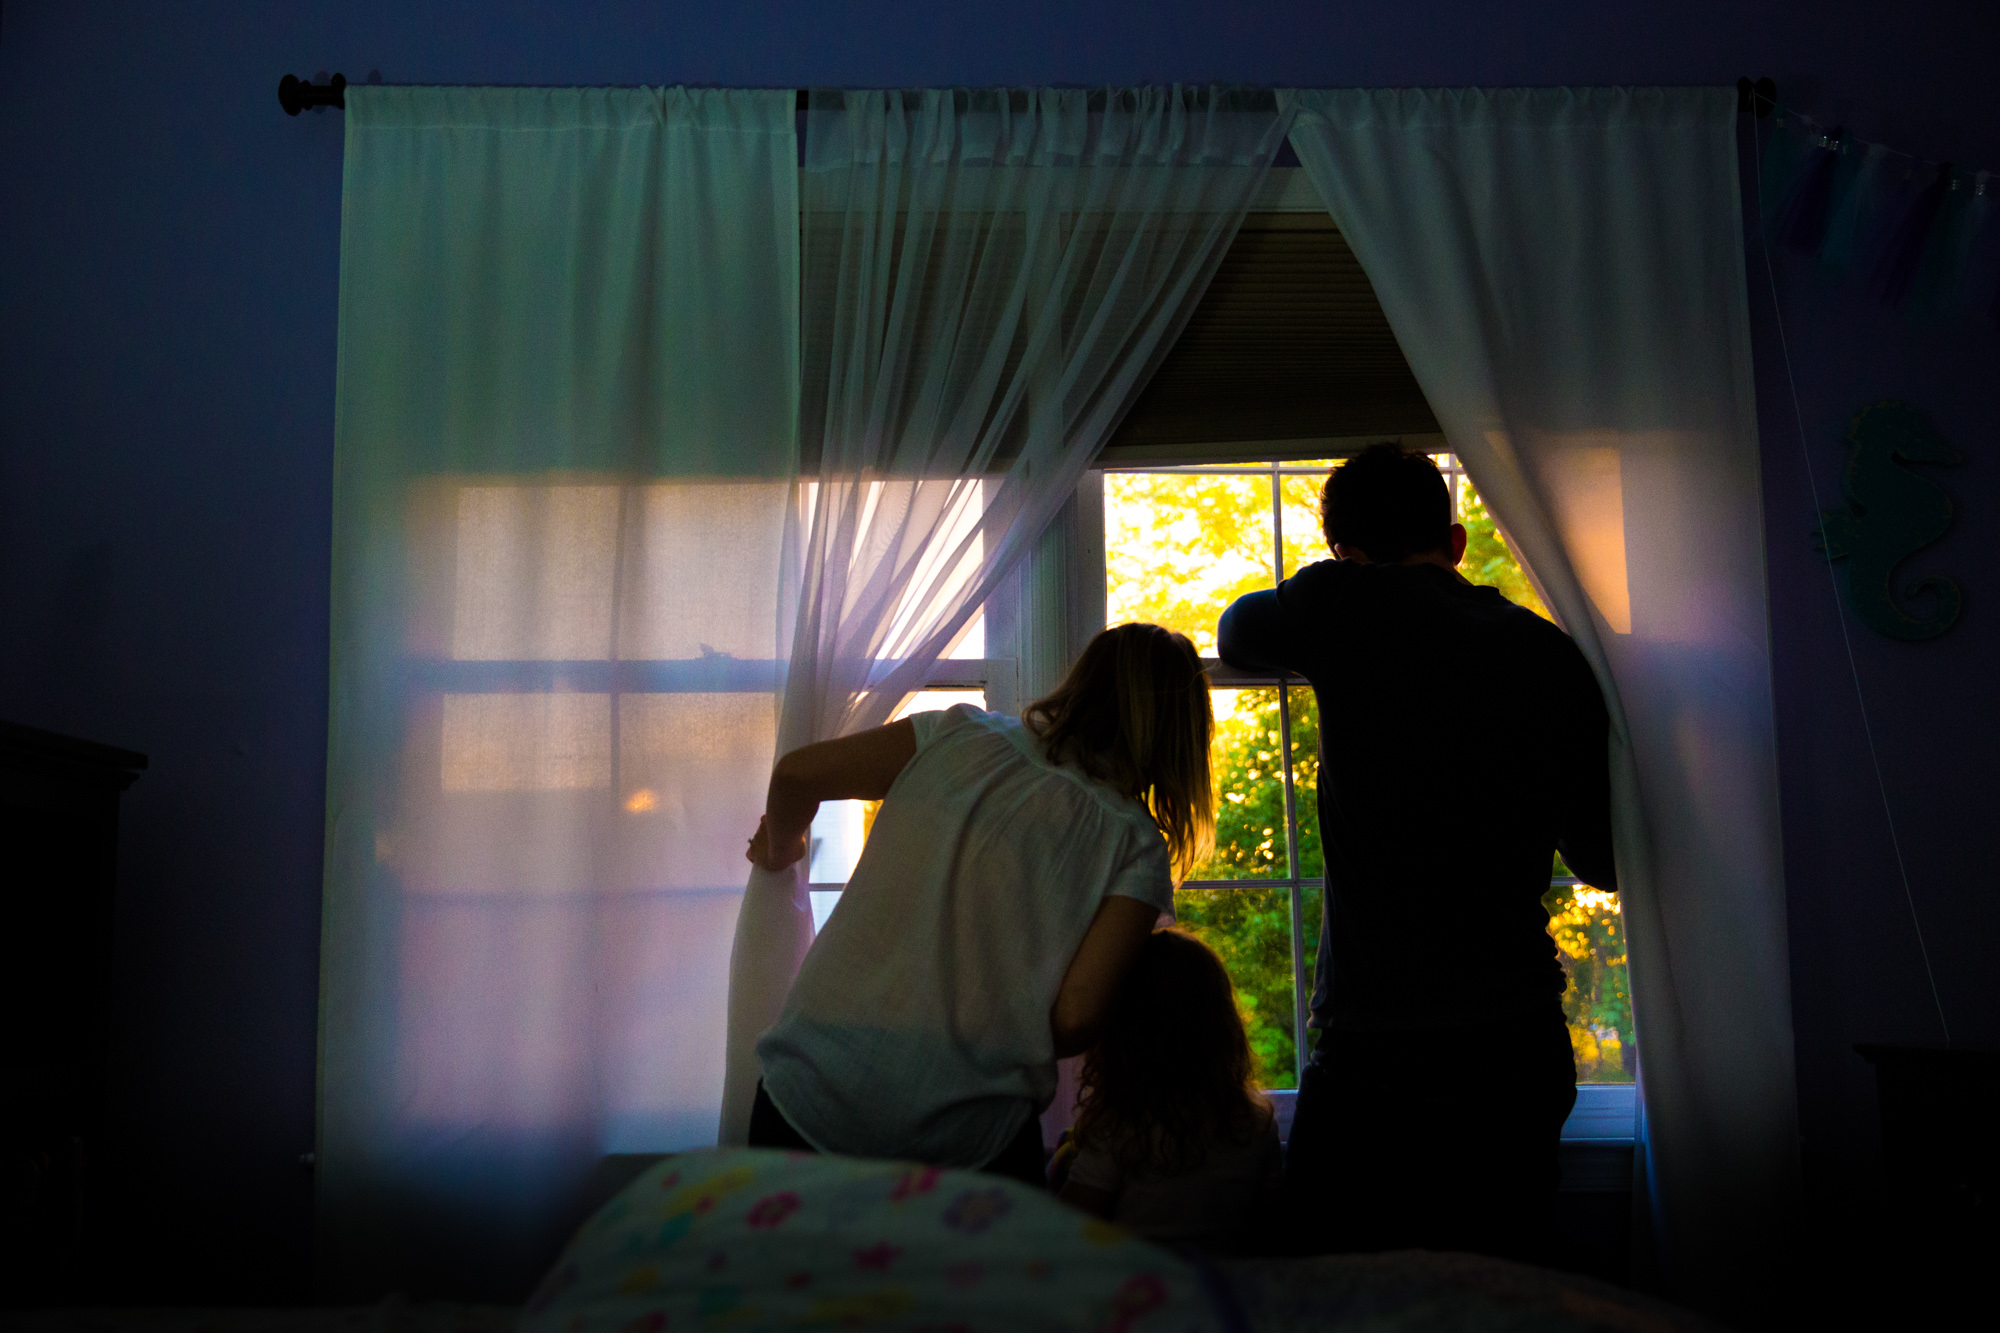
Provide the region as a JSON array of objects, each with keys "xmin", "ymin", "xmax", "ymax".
[{"xmin": 2, "ymin": 0, "xmax": 1995, "ymax": 1302}]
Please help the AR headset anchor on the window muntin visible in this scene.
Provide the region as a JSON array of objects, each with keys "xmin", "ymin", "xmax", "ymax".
[
  {"xmin": 1173, "ymin": 885, "xmax": 1304, "ymax": 1090},
  {"xmin": 1104, "ymin": 456, "xmax": 1634, "ymax": 1089}
]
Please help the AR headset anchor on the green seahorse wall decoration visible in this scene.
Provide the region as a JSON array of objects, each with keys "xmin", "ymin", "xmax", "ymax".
[{"xmin": 1814, "ymin": 401, "xmax": 1964, "ymax": 641}]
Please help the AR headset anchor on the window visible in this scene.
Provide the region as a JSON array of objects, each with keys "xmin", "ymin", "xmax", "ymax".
[
  {"xmin": 1103, "ymin": 454, "xmax": 1637, "ymax": 1091},
  {"xmin": 784, "ymin": 445, "xmax": 1637, "ymax": 1105}
]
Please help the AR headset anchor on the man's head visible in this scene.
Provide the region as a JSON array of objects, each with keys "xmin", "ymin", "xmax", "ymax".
[{"xmin": 1319, "ymin": 444, "xmax": 1466, "ymax": 566}]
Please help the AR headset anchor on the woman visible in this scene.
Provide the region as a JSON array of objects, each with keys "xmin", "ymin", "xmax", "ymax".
[{"xmin": 745, "ymin": 622, "xmax": 1213, "ymax": 1187}]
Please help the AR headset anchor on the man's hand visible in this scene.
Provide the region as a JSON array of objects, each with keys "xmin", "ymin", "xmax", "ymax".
[{"xmin": 747, "ymin": 815, "xmax": 809, "ymax": 873}]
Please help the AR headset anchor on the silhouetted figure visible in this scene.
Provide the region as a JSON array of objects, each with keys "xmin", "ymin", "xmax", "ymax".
[{"xmin": 1218, "ymin": 445, "xmax": 1616, "ymax": 1264}]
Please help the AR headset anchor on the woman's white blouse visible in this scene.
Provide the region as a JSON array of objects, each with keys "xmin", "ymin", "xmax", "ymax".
[{"xmin": 756, "ymin": 705, "xmax": 1176, "ymax": 1168}]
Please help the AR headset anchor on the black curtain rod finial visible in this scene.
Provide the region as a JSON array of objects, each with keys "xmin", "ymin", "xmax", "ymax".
[
  {"xmin": 280, "ymin": 72, "xmax": 347, "ymax": 116},
  {"xmin": 1737, "ymin": 76, "xmax": 1777, "ymax": 118}
]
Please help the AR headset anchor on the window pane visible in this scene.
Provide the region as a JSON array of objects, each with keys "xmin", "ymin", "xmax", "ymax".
[
  {"xmin": 1173, "ymin": 885, "xmax": 1299, "ymax": 1090},
  {"xmin": 1200, "ymin": 687, "xmax": 1289, "ymax": 881},
  {"xmin": 945, "ymin": 612, "xmax": 985, "ymax": 659},
  {"xmin": 1279, "ymin": 471, "xmax": 1330, "ymax": 581},
  {"xmin": 806, "ymin": 690, "xmax": 989, "ymax": 905},
  {"xmin": 896, "ymin": 689, "xmax": 987, "ymax": 719},
  {"xmin": 1133, "ymin": 460, "xmax": 1274, "ymax": 470},
  {"xmin": 1105, "ymin": 471, "xmax": 1275, "ymax": 653},
  {"xmin": 1543, "ymin": 884, "xmax": 1636, "ymax": 1084},
  {"xmin": 808, "ymin": 800, "xmax": 868, "ymax": 885},
  {"xmin": 1457, "ymin": 475, "xmax": 1554, "ymax": 622},
  {"xmin": 1285, "ymin": 685, "xmax": 1322, "ymax": 879},
  {"xmin": 1299, "ymin": 881, "xmax": 1323, "ymax": 1065}
]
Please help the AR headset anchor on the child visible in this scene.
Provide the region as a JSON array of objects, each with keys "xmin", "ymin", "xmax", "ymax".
[{"xmin": 1056, "ymin": 929, "xmax": 1281, "ymax": 1251}]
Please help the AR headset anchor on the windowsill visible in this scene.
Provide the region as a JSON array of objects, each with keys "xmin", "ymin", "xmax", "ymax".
[
  {"xmin": 1563, "ymin": 1083, "xmax": 1638, "ymax": 1141},
  {"xmin": 1203, "ymin": 657, "xmax": 1302, "ymax": 688},
  {"xmin": 1263, "ymin": 1082, "xmax": 1637, "ymax": 1147}
]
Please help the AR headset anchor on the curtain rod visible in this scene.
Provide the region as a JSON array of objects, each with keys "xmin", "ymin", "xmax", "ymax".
[
  {"xmin": 279, "ymin": 74, "xmax": 1781, "ymax": 118},
  {"xmin": 277, "ymin": 80, "xmax": 1274, "ymax": 116},
  {"xmin": 280, "ymin": 75, "xmax": 831, "ymax": 115}
]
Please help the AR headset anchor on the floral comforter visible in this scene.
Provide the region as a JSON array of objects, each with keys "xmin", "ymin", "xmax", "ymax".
[{"xmin": 519, "ymin": 1148, "xmax": 1227, "ymax": 1333}]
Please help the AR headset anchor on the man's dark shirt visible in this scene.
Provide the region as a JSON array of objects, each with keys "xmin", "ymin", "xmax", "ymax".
[{"xmin": 1218, "ymin": 559, "xmax": 1616, "ymax": 1031}]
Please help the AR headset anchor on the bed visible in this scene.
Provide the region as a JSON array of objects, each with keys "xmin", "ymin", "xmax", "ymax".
[{"xmin": 16, "ymin": 1149, "xmax": 1715, "ymax": 1333}]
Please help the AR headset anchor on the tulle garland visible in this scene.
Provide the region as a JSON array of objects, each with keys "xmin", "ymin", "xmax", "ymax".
[{"xmin": 1758, "ymin": 104, "xmax": 1999, "ymax": 324}]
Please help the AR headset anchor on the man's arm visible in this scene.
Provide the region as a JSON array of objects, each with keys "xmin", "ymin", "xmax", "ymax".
[{"xmin": 1217, "ymin": 588, "xmax": 1297, "ymax": 674}]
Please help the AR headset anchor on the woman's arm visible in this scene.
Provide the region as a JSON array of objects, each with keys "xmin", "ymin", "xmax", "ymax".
[
  {"xmin": 1050, "ymin": 895, "xmax": 1160, "ymax": 1057},
  {"xmin": 747, "ymin": 719, "xmax": 918, "ymax": 872}
]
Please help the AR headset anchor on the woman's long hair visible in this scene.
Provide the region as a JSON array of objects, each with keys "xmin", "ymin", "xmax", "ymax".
[
  {"xmin": 1022, "ymin": 622, "xmax": 1214, "ymax": 882},
  {"xmin": 1074, "ymin": 929, "xmax": 1269, "ymax": 1172}
]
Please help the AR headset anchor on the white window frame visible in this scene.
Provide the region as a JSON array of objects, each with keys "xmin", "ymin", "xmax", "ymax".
[
  {"xmin": 1097, "ymin": 441, "xmax": 1636, "ymax": 1141},
  {"xmin": 805, "ymin": 439, "xmax": 1637, "ymax": 1140}
]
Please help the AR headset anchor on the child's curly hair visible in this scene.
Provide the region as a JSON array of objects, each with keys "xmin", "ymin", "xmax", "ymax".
[{"xmin": 1073, "ymin": 929, "xmax": 1270, "ymax": 1173}]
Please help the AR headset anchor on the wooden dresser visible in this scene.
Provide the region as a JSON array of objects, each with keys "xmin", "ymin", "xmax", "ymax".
[{"xmin": 0, "ymin": 721, "xmax": 145, "ymax": 1305}]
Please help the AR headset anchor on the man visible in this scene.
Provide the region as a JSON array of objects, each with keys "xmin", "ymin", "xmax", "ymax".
[{"xmin": 1217, "ymin": 445, "xmax": 1615, "ymax": 1262}]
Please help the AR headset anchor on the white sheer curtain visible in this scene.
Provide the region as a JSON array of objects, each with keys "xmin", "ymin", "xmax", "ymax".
[
  {"xmin": 321, "ymin": 87, "xmax": 798, "ymax": 1297},
  {"xmin": 719, "ymin": 87, "xmax": 1292, "ymax": 1143},
  {"xmin": 1283, "ymin": 88, "xmax": 1795, "ymax": 1310}
]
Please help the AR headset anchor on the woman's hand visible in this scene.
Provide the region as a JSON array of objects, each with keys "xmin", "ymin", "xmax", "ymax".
[{"xmin": 747, "ymin": 815, "xmax": 809, "ymax": 873}]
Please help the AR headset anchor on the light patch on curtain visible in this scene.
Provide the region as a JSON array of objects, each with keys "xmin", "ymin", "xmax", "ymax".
[
  {"xmin": 622, "ymin": 484, "xmax": 788, "ymax": 661},
  {"xmin": 452, "ymin": 486, "xmax": 620, "ymax": 660},
  {"xmin": 440, "ymin": 693, "xmax": 611, "ymax": 791},
  {"xmin": 442, "ymin": 480, "xmax": 791, "ymax": 663},
  {"xmin": 1538, "ymin": 441, "xmax": 1633, "ymax": 635},
  {"xmin": 618, "ymin": 693, "xmax": 776, "ymax": 890}
]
